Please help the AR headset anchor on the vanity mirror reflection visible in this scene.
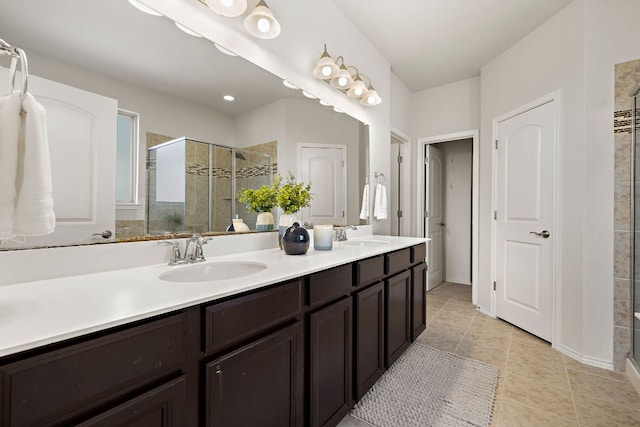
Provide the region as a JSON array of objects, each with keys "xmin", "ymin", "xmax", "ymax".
[{"xmin": 0, "ymin": 0, "xmax": 370, "ymax": 249}]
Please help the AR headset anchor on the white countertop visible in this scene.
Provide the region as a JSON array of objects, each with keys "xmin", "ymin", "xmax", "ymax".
[{"xmin": 0, "ymin": 235, "xmax": 426, "ymax": 358}]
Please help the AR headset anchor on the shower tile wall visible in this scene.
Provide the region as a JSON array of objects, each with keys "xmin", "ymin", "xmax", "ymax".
[
  {"xmin": 185, "ymin": 140, "xmax": 210, "ymax": 233},
  {"xmin": 212, "ymin": 146, "xmax": 232, "ymax": 232},
  {"xmin": 613, "ymin": 59, "xmax": 640, "ymax": 371}
]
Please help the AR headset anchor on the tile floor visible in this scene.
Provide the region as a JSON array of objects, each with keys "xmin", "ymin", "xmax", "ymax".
[{"xmin": 339, "ymin": 282, "xmax": 640, "ymax": 427}]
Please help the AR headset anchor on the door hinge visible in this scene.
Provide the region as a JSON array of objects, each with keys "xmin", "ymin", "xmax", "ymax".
[
  {"xmin": 398, "ymin": 210, "xmax": 403, "ymax": 218},
  {"xmin": 341, "ymin": 160, "xmax": 345, "ymax": 168},
  {"xmin": 424, "ymin": 157, "xmax": 429, "ymax": 165},
  {"xmin": 342, "ymin": 210, "xmax": 345, "ymax": 218},
  {"xmin": 494, "ymin": 210, "xmax": 497, "ymax": 220},
  {"xmin": 398, "ymin": 155, "xmax": 403, "ymax": 164},
  {"xmin": 424, "ymin": 210, "xmax": 429, "ymax": 218},
  {"xmin": 495, "ymin": 139, "xmax": 498, "ymax": 149},
  {"xmin": 493, "ymin": 281, "xmax": 496, "ymax": 291}
]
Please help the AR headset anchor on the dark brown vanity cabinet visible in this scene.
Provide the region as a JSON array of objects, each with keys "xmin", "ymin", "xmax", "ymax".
[
  {"xmin": 206, "ymin": 322, "xmax": 304, "ymax": 427},
  {"xmin": 0, "ymin": 313, "xmax": 191, "ymax": 427},
  {"xmin": 0, "ymin": 243, "xmax": 427, "ymax": 427},
  {"xmin": 307, "ymin": 265, "xmax": 353, "ymax": 427},
  {"xmin": 354, "ymin": 281, "xmax": 385, "ymax": 401},
  {"xmin": 385, "ymin": 269, "xmax": 412, "ymax": 367}
]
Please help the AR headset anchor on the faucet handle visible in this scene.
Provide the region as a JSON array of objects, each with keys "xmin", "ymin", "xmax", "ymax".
[{"xmin": 158, "ymin": 240, "xmax": 182, "ymax": 265}]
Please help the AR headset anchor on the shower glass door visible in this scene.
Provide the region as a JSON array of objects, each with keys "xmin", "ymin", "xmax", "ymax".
[{"xmin": 633, "ymin": 89, "xmax": 640, "ymax": 366}]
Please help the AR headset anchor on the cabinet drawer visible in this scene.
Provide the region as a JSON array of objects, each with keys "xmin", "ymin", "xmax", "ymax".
[
  {"xmin": 411, "ymin": 243, "xmax": 426, "ymax": 265},
  {"xmin": 308, "ymin": 264, "xmax": 352, "ymax": 308},
  {"xmin": 204, "ymin": 279, "xmax": 302, "ymax": 354},
  {"xmin": 385, "ymin": 248, "xmax": 411, "ymax": 276},
  {"xmin": 0, "ymin": 313, "xmax": 187, "ymax": 427},
  {"xmin": 355, "ymin": 255, "xmax": 385, "ymax": 287}
]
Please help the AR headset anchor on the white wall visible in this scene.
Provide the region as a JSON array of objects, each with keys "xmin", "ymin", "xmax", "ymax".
[
  {"xmin": 441, "ymin": 139, "xmax": 472, "ymax": 285},
  {"xmin": 24, "ymin": 50, "xmax": 235, "ymax": 222},
  {"xmin": 391, "ymin": 71, "xmax": 413, "ymax": 136},
  {"xmin": 146, "ymin": 0, "xmax": 392, "ymax": 234},
  {"xmin": 481, "ymin": 0, "xmax": 586, "ymax": 358},
  {"xmin": 410, "ymin": 77, "xmax": 480, "ymax": 236}
]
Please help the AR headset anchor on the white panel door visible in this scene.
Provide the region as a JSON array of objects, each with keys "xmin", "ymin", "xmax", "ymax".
[
  {"xmin": 0, "ymin": 67, "xmax": 117, "ymax": 247},
  {"xmin": 495, "ymin": 100, "xmax": 555, "ymax": 342},
  {"xmin": 299, "ymin": 145, "xmax": 346, "ymax": 226},
  {"xmin": 425, "ymin": 144, "xmax": 444, "ymax": 290}
]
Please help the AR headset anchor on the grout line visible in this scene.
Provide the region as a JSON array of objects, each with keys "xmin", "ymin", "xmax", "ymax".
[
  {"xmin": 562, "ymin": 352, "xmax": 581, "ymax": 425},
  {"xmin": 453, "ymin": 306, "xmax": 477, "ymax": 354}
]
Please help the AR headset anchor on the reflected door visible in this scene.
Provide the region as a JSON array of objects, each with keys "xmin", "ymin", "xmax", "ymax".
[
  {"xmin": 495, "ymin": 100, "xmax": 555, "ymax": 342},
  {"xmin": 299, "ymin": 145, "xmax": 346, "ymax": 226}
]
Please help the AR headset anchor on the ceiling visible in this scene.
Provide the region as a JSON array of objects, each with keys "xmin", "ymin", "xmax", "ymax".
[{"xmin": 331, "ymin": 0, "xmax": 574, "ymax": 92}]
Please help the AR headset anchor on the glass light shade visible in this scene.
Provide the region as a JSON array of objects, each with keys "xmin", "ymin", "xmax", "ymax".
[
  {"xmin": 360, "ymin": 87, "xmax": 382, "ymax": 106},
  {"xmin": 283, "ymin": 80, "xmax": 299, "ymax": 89},
  {"xmin": 347, "ymin": 78, "xmax": 368, "ymax": 98},
  {"xmin": 302, "ymin": 91, "xmax": 317, "ymax": 99},
  {"xmin": 214, "ymin": 43, "xmax": 237, "ymax": 56},
  {"xmin": 330, "ymin": 65, "xmax": 354, "ymax": 89},
  {"xmin": 127, "ymin": 0, "xmax": 162, "ymax": 16},
  {"xmin": 206, "ymin": 0, "xmax": 247, "ymax": 17},
  {"xmin": 313, "ymin": 56, "xmax": 339, "ymax": 80},
  {"xmin": 244, "ymin": 0, "xmax": 281, "ymax": 39},
  {"xmin": 319, "ymin": 100, "xmax": 331, "ymax": 106},
  {"xmin": 175, "ymin": 22, "xmax": 202, "ymax": 37}
]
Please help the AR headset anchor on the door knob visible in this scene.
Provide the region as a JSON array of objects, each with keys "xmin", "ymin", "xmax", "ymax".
[
  {"xmin": 530, "ymin": 230, "xmax": 550, "ymax": 238},
  {"xmin": 439, "ymin": 222, "xmax": 446, "ymax": 227},
  {"xmin": 92, "ymin": 230, "xmax": 113, "ymax": 239}
]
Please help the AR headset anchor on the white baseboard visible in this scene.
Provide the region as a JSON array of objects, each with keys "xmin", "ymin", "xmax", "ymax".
[
  {"xmin": 477, "ymin": 305, "xmax": 493, "ymax": 317},
  {"xmin": 627, "ymin": 358, "xmax": 640, "ymax": 397},
  {"xmin": 556, "ymin": 344, "xmax": 614, "ymax": 371},
  {"xmin": 445, "ymin": 278, "xmax": 471, "ymax": 285}
]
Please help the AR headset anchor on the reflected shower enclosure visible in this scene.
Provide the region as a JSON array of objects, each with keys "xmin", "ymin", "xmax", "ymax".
[
  {"xmin": 632, "ymin": 86, "xmax": 640, "ymax": 370},
  {"xmin": 147, "ymin": 137, "xmax": 273, "ymax": 234}
]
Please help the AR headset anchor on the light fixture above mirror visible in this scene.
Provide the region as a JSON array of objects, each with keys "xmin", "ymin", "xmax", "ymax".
[
  {"xmin": 313, "ymin": 45, "xmax": 382, "ymax": 106},
  {"xmin": 205, "ymin": 0, "xmax": 247, "ymax": 17}
]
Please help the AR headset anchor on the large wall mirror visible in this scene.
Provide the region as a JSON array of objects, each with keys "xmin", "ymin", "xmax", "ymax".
[{"xmin": 0, "ymin": 0, "xmax": 370, "ymax": 249}]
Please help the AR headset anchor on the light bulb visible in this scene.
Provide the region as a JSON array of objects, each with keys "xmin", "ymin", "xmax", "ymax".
[
  {"xmin": 367, "ymin": 96, "xmax": 375, "ymax": 105},
  {"xmin": 322, "ymin": 65, "xmax": 332, "ymax": 77},
  {"xmin": 354, "ymin": 87, "xmax": 363, "ymax": 96},
  {"xmin": 338, "ymin": 76, "xmax": 348, "ymax": 87},
  {"xmin": 257, "ymin": 17, "xmax": 270, "ymax": 33},
  {"xmin": 220, "ymin": 0, "xmax": 233, "ymax": 6}
]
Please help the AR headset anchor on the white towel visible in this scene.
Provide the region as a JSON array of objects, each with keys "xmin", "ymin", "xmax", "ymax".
[
  {"xmin": 374, "ymin": 183, "xmax": 388, "ymax": 220},
  {"xmin": 12, "ymin": 93, "xmax": 55, "ymax": 239},
  {"xmin": 0, "ymin": 93, "xmax": 22, "ymax": 240},
  {"xmin": 0, "ymin": 92, "xmax": 55, "ymax": 242},
  {"xmin": 359, "ymin": 183, "xmax": 370, "ymax": 220}
]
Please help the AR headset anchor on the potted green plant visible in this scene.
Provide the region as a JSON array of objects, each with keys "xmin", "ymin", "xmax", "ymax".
[
  {"xmin": 276, "ymin": 172, "xmax": 312, "ymax": 233},
  {"xmin": 238, "ymin": 179, "xmax": 280, "ymax": 231}
]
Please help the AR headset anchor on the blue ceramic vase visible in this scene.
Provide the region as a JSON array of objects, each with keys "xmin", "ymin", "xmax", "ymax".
[{"xmin": 282, "ymin": 222, "xmax": 310, "ymax": 255}]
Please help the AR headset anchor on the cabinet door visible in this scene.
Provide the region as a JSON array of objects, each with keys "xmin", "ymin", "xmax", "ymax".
[
  {"xmin": 77, "ymin": 376, "xmax": 186, "ymax": 426},
  {"xmin": 309, "ymin": 298, "xmax": 352, "ymax": 427},
  {"xmin": 411, "ymin": 263, "xmax": 427, "ymax": 341},
  {"xmin": 385, "ymin": 270, "xmax": 411, "ymax": 367},
  {"xmin": 354, "ymin": 282, "xmax": 385, "ymax": 401},
  {"xmin": 206, "ymin": 322, "xmax": 303, "ymax": 427}
]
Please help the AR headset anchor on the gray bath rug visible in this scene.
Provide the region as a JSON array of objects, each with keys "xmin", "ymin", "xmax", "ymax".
[{"xmin": 350, "ymin": 342, "xmax": 499, "ymax": 427}]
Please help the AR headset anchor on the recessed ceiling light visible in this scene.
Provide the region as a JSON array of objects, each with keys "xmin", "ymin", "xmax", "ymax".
[
  {"xmin": 175, "ymin": 22, "xmax": 202, "ymax": 37},
  {"xmin": 302, "ymin": 91, "xmax": 317, "ymax": 99},
  {"xmin": 214, "ymin": 43, "xmax": 237, "ymax": 56},
  {"xmin": 127, "ymin": 0, "xmax": 162, "ymax": 16},
  {"xmin": 319, "ymin": 100, "xmax": 331, "ymax": 107},
  {"xmin": 223, "ymin": 95, "xmax": 235, "ymax": 101},
  {"xmin": 282, "ymin": 80, "xmax": 298, "ymax": 90}
]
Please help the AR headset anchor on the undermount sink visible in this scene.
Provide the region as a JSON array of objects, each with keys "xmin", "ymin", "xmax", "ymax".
[
  {"xmin": 342, "ymin": 239, "xmax": 391, "ymax": 247},
  {"xmin": 159, "ymin": 261, "xmax": 267, "ymax": 283}
]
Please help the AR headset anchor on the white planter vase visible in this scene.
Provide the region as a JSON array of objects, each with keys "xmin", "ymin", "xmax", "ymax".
[{"xmin": 256, "ymin": 211, "xmax": 275, "ymax": 231}]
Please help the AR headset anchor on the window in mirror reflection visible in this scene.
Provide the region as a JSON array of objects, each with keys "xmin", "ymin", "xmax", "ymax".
[{"xmin": 116, "ymin": 110, "xmax": 139, "ymax": 205}]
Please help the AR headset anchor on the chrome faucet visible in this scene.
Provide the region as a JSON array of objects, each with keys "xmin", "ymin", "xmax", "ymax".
[
  {"xmin": 334, "ymin": 225, "xmax": 357, "ymax": 241},
  {"xmin": 184, "ymin": 234, "xmax": 208, "ymax": 263},
  {"xmin": 158, "ymin": 234, "xmax": 209, "ymax": 265}
]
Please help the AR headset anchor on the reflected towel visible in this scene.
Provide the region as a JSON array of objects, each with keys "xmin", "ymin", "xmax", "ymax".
[
  {"xmin": 6, "ymin": 93, "xmax": 55, "ymax": 241},
  {"xmin": 374, "ymin": 183, "xmax": 388, "ymax": 220},
  {"xmin": 359, "ymin": 183, "xmax": 370, "ymax": 220},
  {"xmin": 0, "ymin": 93, "xmax": 22, "ymax": 240}
]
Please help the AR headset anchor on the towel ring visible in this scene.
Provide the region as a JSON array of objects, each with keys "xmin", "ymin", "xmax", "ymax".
[{"xmin": 9, "ymin": 48, "xmax": 28, "ymax": 111}]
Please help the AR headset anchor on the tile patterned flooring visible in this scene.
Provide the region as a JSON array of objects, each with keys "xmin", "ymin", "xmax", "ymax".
[{"xmin": 339, "ymin": 282, "xmax": 640, "ymax": 427}]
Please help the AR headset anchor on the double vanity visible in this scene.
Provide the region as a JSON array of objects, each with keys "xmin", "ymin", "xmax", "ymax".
[{"xmin": 0, "ymin": 236, "xmax": 426, "ymax": 426}]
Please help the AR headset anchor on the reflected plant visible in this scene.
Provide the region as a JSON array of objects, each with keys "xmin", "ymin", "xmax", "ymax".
[
  {"xmin": 276, "ymin": 172, "xmax": 312, "ymax": 215},
  {"xmin": 163, "ymin": 211, "xmax": 183, "ymax": 233},
  {"xmin": 239, "ymin": 177, "xmax": 280, "ymax": 213}
]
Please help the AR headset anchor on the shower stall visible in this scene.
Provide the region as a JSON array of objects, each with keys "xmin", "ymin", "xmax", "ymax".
[
  {"xmin": 147, "ymin": 137, "xmax": 272, "ymax": 235},
  {"xmin": 631, "ymin": 86, "xmax": 640, "ymax": 371}
]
